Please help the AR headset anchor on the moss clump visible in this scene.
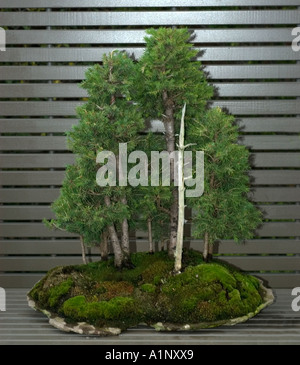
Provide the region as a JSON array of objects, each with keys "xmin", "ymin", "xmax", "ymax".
[
  {"xmin": 47, "ymin": 278, "xmax": 74, "ymax": 308},
  {"xmin": 140, "ymin": 283, "xmax": 156, "ymax": 293},
  {"xmin": 28, "ymin": 249, "xmax": 268, "ymax": 333},
  {"xmin": 62, "ymin": 295, "xmax": 137, "ymax": 328},
  {"xmin": 141, "ymin": 260, "xmax": 173, "ymax": 285},
  {"xmin": 157, "ymin": 263, "xmax": 263, "ymax": 323}
]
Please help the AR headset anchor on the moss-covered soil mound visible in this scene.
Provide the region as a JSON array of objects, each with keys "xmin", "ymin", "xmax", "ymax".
[{"xmin": 27, "ymin": 250, "xmax": 274, "ymax": 335}]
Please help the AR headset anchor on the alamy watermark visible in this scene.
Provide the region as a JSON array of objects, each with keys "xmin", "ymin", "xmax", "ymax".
[
  {"xmin": 292, "ymin": 27, "xmax": 300, "ymax": 52},
  {"xmin": 96, "ymin": 143, "xmax": 204, "ymax": 198},
  {"xmin": 0, "ymin": 287, "xmax": 6, "ymax": 312},
  {"xmin": 0, "ymin": 27, "xmax": 6, "ymax": 52},
  {"xmin": 291, "ymin": 287, "xmax": 300, "ymax": 312}
]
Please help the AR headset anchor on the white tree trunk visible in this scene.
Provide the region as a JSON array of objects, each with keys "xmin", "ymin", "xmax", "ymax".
[
  {"xmin": 203, "ymin": 232, "xmax": 209, "ymax": 262},
  {"xmin": 147, "ymin": 217, "xmax": 154, "ymax": 253},
  {"xmin": 79, "ymin": 235, "xmax": 87, "ymax": 265},
  {"xmin": 174, "ymin": 104, "xmax": 187, "ymax": 273}
]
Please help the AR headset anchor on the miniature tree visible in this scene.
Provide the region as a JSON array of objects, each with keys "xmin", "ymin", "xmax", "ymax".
[
  {"xmin": 45, "ymin": 163, "xmax": 106, "ymax": 264},
  {"xmin": 48, "ymin": 51, "xmax": 145, "ymax": 268},
  {"xmin": 187, "ymin": 107, "xmax": 263, "ymax": 261},
  {"xmin": 136, "ymin": 27, "xmax": 262, "ymax": 264},
  {"xmin": 135, "ymin": 28, "xmax": 214, "ymax": 257}
]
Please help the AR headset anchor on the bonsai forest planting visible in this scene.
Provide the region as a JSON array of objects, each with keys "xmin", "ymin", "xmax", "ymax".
[{"xmin": 28, "ymin": 28, "xmax": 274, "ymax": 335}]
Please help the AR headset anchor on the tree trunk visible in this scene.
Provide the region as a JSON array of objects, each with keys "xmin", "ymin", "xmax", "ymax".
[
  {"xmin": 100, "ymin": 230, "xmax": 109, "ymax": 261},
  {"xmin": 104, "ymin": 196, "xmax": 124, "ymax": 268},
  {"xmin": 203, "ymin": 232, "xmax": 209, "ymax": 262},
  {"xmin": 174, "ymin": 104, "xmax": 186, "ymax": 273},
  {"xmin": 147, "ymin": 217, "xmax": 154, "ymax": 253},
  {"xmin": 120, "ymin": 197, "xmax": 130, "ymax": 256},
  {"xmin": 162, "ymin": 90, "xmax": 178, "ymax": 257},
  {"xmin": 79, "ymin": 235, "xmax": 87, "ymax": 265}
]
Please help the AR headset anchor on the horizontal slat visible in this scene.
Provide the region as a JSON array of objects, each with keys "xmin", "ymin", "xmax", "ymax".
[
  {"xmin": 0, "ymin": 66, "xmax": 88, "ymax": 81},
  {"xmin": 1, "ymin": 135, "xmax": 299, "ymax": 151},
  {"xmin": 1, "ymin": 11, "xmax": 299, "ymax": 26},
  {"xmin": 0, "ymin": 171, "xmax": 65, "ymax": 186},
  {"xmin": 251, "ymin": 170, "xmax": 300, "ymax": 185},
  {"xmin": 207, "ymin": 65, "xmax": 300, "ymax": 80},
  {"xmin": 0, "ymin": 223, "xmax": 75, "ymax": 237},
  {"xmin": 260, "ymin": 205, "xmax": 300, "ymax": 219},
  {"xmin": 1, "ymin": 222, "xmax": 299, "ymax": 237},
  {"xmin": 255, "ymin": 274, "xmax": 300, "ymax": 289},
  {"xmin": 0, "ymin": 206, "xmax": 55, "ymax": 220},
  {"xmin": 251, "ymin": 187, "xmax": 300, "ymax": 202},
  {"xmin": 0, "ymin": 240, "xmax": 99, "ymax": 255},
  {"xmin": 0, "ymin": 84, "xmax": 85, "ymax": 98},
  {"xmin": 0, "ymin": 273, "xmax": 44, "ymax": 288},
  {"xmin": 215, "ymin": 100, "xmax": 300, "ymax": 115},
  {"xmin": 5, "ymin": 28, "xmax": 295, "ymax": 45},
  {"xmin": 0, "ymin": 153, "xmax": 298, "ymax": 168},
  {"xmin": 4, "ymin": 255, "xmax": 300, "ymax": 272},
  {"xmin": 217, "ymin": 83, "xmax": 300, "ymax": 97},
  {"xmin": 1, "ymin": 65, "xmax": 300, "ymax": 81},
  {"xmin": 1, "ymin": 170, "xmax": 298, "ymax": 186},
  {"xmin": 0, "ymin": 102, "xmax": 80, "ymax": 116},
  {"xmin": 256, "ymin": 222, "xmax": 300, "ymax": 237},
  {"xmin": 0, "ymin": 119, "xmax": 78, "ymax": 133},
  {"xmin": 0, "ymin": 257, "xmax": 97, "ymax": 271},
  {"xmin": 2, "ymin": 117, "xmax": 299, "ymax": 134},
  {"xmin": 1, "ymin": 100, "xmax": 300, "ymax": 116},
  {"xmin": 1, "ymin": 47, "xmax": 298, "ymax": 62},
  {"xmin": 241, "ymin": 136, "xmax": 300, "ymax": 150},
  {"xmin": 0, "ymin": 188, "xmax": 299, "ymax": 203},
  {"xmin": 2, "ymin": 82, "xmax": 299, "ymax": 98},
  {"xmin": 0, "ymin": 154, "xmax": 74, "ymax": 168},
  {"xmin": 4, "ymin": 117, "xmax": 299, "ymax": 134},
  {"xmin": 190, "ymin": 239, "xmax": 300, "ymax": 254},
  {"xmin": 222, "ymin": 256, "xmax": 300, "ymax": 271},
  {"xmin": 0, "ymin": 239, "xmax": 299, "ymax": 256},
  {"xmin": 0, "ymin": 137, "xmax": 68, "ymax": 151},
  {"xmin": 2, "ymin": 0, "xmax": 300, "ymax": 8},
  {"xmin": 0, "ymin": 170, "xmax": 298, "ymax": 187},
  {"xmin": 254, "ymin": 153, "xmax": 300, "ymax": 167},
  {"xmin": 0, "ymin": 189, "xmax": 60, "ymax": 203},
  {"xmin": 1, "ymin": 204, "xmax": 299, "ymax": 220},
  {"xmin": 239, "ymin": 118, "xmax": 300, "ymax": 133}
]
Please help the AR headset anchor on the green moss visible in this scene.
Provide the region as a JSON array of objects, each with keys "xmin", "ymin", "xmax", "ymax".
[
  {"xmin": 158, "ymin": 262, "xmax": 263, "ymax": 323},
  {"xmin": 48, "ymin": 278, "xmax": 74, "ymax": 308},
  {"xmin": 28, "ymin": 250, "xmax": 266, "ymax": 329},
  {"xmin": 62, "ymin": 295, "xmax": 87, "ymax": 321},
  {"xmin": 140, "ymin": 283, "xmax": 156, "ymax": 293},
  {"xmin": 62, "ymin": 295, "xmax": 137, "ymax": 327},
  {"xmin": 142, "ymin": 260, "xmax": 173, "ymax": 284}
]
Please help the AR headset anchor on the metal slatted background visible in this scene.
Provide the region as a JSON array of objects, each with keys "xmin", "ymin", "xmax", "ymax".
[{"xmin": 0, "ymin": 0, "xmax": 299, "ymax": 288}]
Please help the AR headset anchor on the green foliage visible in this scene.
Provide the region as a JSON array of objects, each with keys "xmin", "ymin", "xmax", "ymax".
[
  {"xmin": 45, "ymin": 51, "xmax": 146, "ymax": 259},
  {"xmin": 135, "ymin": 27, "xmax": 214, "ymax": 123},
  {"xmin": 45, "ymin": 164, "xmax": 105, "ymax": 245},
  {"xmin": 69, "ymin": 52, "xmax": 144, "ymax": 156},
  {"xmin": 187, "ymin": 107, "xmax": 263, "ymax": 244},
  {"xmin": 46, "ymin": 27, "xmax": 262, "ymax": 266}
]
